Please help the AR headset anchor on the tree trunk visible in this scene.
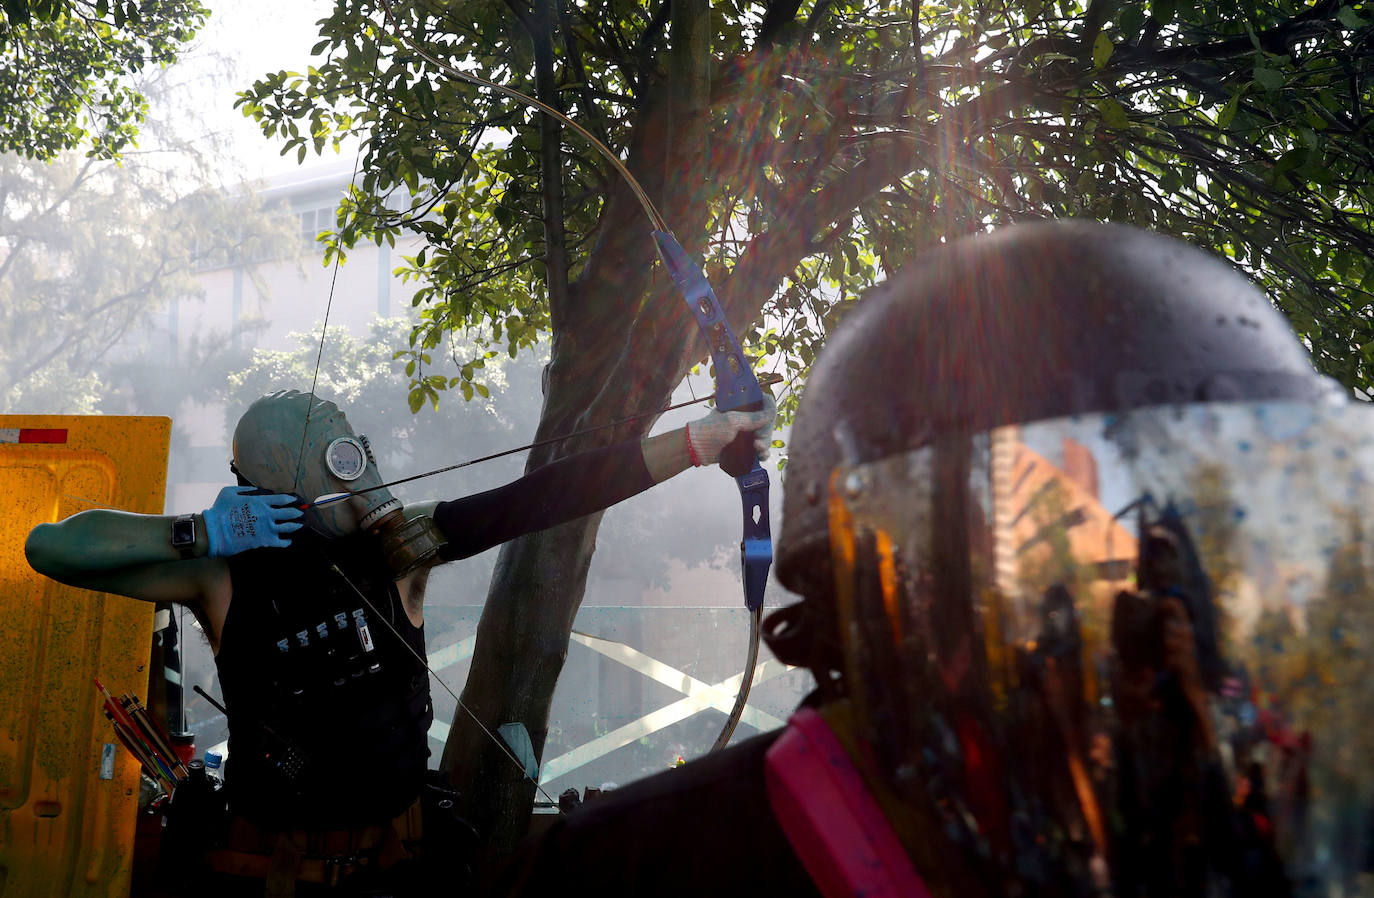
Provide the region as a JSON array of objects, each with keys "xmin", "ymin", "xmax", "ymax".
[
  {"xmin": 439, "ymin": 512, "xmax": 602, "ymax": 867},
  {"xmin": 437, "ymin": 0, "xmax": 721, "ymax": 870},
  {"xmin": 430, "ymin": 0, "xmax": 912, "ymax": 870},
  {"xmin": 666, "ymin": 0, "xmax": 710, "ymax": 247}
]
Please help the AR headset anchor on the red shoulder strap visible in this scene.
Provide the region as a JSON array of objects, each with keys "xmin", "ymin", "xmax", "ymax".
[{"xmin": 765, "ymin": 708, "xmax": 932, "ymax": 898}]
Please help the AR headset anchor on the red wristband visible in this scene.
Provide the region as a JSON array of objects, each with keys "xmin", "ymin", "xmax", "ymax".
[{"xmin": 685, "ymin": 428, "xmax": 702, "ymax": 467}]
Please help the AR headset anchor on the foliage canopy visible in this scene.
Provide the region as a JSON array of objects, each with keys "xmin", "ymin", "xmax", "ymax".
[
  {"xmin": 0, "ymin": 0, "xmax": 207, "ymax": 159},
  {"xmin": 242, "ymin": 0, "xmax": 1374, "ymax": 398},
  {"xmin": 0, "ymin": 74, "xmax": 288, "ymax": 417}
]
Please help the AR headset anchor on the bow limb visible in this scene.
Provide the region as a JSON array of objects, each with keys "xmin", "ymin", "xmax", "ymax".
[
  {"xmin": 378, "ymin": 1, "xmax": 771, "ymax": 751},
  {"xmin": 653, "ymin": 231, "xmax": 772, "ymax": 751},
  {"xmin": 711, "ymin": 605, "xmax": 763, "ymax": 751}
]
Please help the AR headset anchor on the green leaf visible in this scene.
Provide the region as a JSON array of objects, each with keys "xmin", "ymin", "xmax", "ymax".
[
  {"xmin": 1253, "ymin": 66, "xmax": 1285, "ymax": 92},
  {"xmin": 1096, "ymin": 98, "xmax": 1129, "ymax": 129},
  {"xmin": 1151, "ymin": 0, "xmax": 1177, "ymax": 24},
  {"xmin": 1333, "ymin": 250, "xmax": 1355, "ymax": 279},
  {"xmin": 1273, "ymin": 147, "xmax": 1307, "ymax": 176},
  {"xmin": 1092, "ymin": 33, "xmax": 1115, "ymax": 70},
  {"xmin": 1217, "ymin": 93, "xmax": 1241, "ymax": 129},
  {"xmin": 1338, "ymin": 5, "xmax": 1370, "ymax": 28},
  {"xmin": 1118, "ymin": 5, "xmax": 1145, "ymax": 38},
  {"xmin": 1, "ymin": 0, "xmax": 30, "ymax": 23}
]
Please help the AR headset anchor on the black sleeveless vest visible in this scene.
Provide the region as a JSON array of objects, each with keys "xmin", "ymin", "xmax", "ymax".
[{"xmin": 217, "ymin": 530, "xmax": 432, "ymax": 828}]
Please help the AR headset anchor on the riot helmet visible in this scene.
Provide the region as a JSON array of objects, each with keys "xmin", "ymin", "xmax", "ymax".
[
  {"xmin": 769, "ymin": 220, "xmax": 1366, "ymax": 898},
  {"xmin": 231, "ymin": 390, "xmax": 402, "ymax": 539}
]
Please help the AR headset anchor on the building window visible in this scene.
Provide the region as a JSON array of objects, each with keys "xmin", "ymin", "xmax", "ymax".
[{"xmin": 298, "ymin": 206, "xmax": 335, "ymax": 245}]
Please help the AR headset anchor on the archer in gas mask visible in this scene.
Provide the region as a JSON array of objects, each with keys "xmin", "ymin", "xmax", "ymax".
[
  {"xmin": 25, "ymin": 378, "xmax": 774, "ymax": 896},
  {"xmin": 229, "ymin": 389, "xmax": 444, "ymax": 578}
]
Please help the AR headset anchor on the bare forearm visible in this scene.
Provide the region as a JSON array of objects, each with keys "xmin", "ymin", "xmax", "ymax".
[{"xmin": 25, "ymin": 510, "xmax": 209, "ymax": 582}]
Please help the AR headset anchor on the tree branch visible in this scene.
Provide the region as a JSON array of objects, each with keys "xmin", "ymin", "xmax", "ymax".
[
  {"xmin": 524, "ymin": 0, "xmax": 570, "ymax": 333},
  {"xmin": 556, "ymin": 0, "xmax": 612, "ymax": 149},
  {"xmin": 665, "ymin": 0, "xmax": 711, "ymax": 245},
  {"xmin": 1078, "ymin": 0, "xmax": 1120, "ymax": 58},
  {"xmin": 1016, "ymin": 0, "xmax": 1345, "ymax": 80},
  {"xmin": 632, "ymin": 0, "xmax": 672, "ymax": 98},
  {"xmin": 0, "ymin": 156, "xmax": 100, "ymax": 287},
  {"xmin": 502, "ymin": 0, "xmax": 534, "ymax": 32},
  {"xmin": 756, "ymin": 0, "xmax": 805, "ymax": 49}
]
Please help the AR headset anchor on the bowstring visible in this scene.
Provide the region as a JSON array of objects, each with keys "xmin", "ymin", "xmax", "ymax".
[
  {"xmin": 371, "ymin": 0, "xmax": 797, "ymax": 476},
  {"xmin": 292, "ymin": 25, "xmax": 383, "ymax": 496},
  {"xmin": 178, "ymin": 602, "xmax": 187, "ymax": 732},
  {"xmin": 292, "ymin": 4, "xmax": 797, "ymax": 794},
  {"xmin": 303, "ymin": 390, "xmax": 730, "ymax": 509},
  {"xmin": 326, "ymin": 564, "xmax": 565, "ymax": 813},
  {"xmin": 290, "ymin": 15, "xmax": 564, "ymax": 810}
]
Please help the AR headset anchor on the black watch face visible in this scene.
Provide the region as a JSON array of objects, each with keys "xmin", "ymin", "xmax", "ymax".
[{"xmin": 172, "ymin": 518, "xmax": 195, "ymax": 546}]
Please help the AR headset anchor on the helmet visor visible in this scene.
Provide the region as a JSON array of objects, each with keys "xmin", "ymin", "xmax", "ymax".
[{"xmin": 829, "ymin": 397, "xmax": 1374, "ymax": 896}]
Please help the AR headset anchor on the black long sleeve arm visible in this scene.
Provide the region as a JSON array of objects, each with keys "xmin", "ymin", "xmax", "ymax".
[{"xmin": 432, "ymin": 440, "xmax": 656, "ymax": 561}]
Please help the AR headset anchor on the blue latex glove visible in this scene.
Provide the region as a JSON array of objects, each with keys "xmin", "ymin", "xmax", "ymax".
[{"xmin": 202, "ymin": 486, "xmax": 304, "ymax": 558}]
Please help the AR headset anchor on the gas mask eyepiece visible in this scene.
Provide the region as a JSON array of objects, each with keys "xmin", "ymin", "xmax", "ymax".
[{"xmin": 325, "ymin": 436, "xmax": 368, "ymax": 481}]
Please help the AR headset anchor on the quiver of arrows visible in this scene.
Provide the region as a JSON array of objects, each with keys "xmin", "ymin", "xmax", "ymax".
[{"xmin": 94, "ymin": 677, "xmax": 187, "ymax": 788}]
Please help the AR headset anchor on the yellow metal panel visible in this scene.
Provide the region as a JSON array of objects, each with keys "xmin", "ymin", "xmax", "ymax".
[{"xmin": 0, "ymin": 416, "xmax": 171, "ymax": 898}]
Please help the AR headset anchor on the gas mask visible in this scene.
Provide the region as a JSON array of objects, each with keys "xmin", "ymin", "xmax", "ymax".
[{"xmin": 231, "ymin": 390, "xmax": 444, "ymax": 578}]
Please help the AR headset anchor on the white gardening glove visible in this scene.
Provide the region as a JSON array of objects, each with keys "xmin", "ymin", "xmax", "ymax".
[{"xmin": 684, "ymin": 393, "xmax": 777, "ymax": 467}]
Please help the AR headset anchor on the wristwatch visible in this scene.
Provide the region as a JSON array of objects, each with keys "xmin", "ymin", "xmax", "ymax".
[{"xmin": 171, "ymin": 514, "xmax": 197, "ymax": 559}]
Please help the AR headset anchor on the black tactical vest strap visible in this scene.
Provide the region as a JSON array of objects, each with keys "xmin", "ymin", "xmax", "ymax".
[{"xmin": 217, "ymin": 530, "xmax": 432, "ymax": 828}]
